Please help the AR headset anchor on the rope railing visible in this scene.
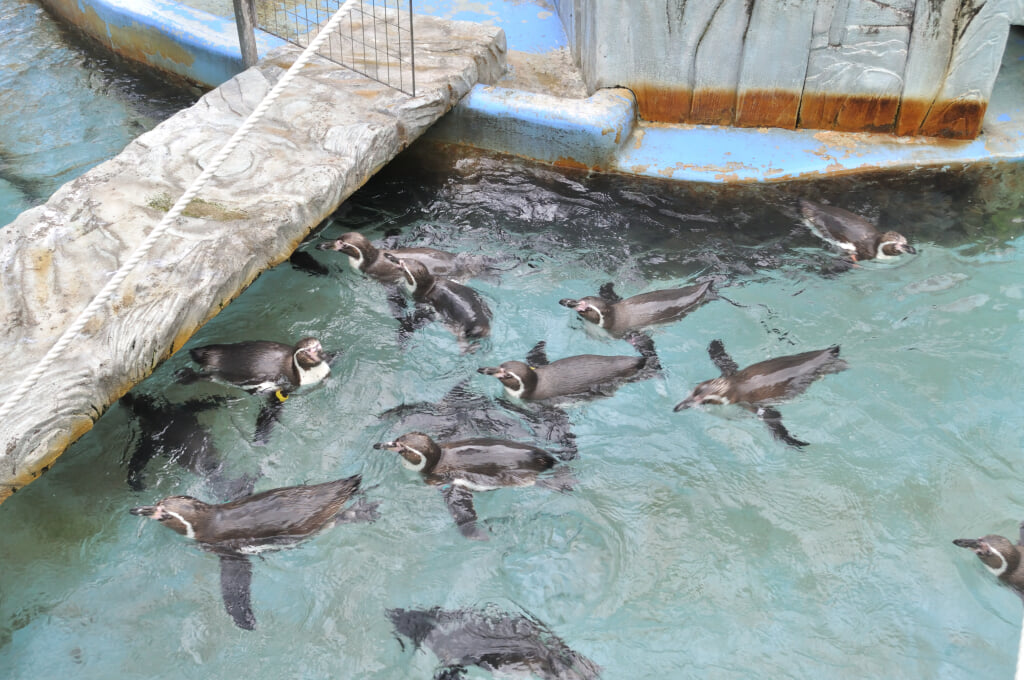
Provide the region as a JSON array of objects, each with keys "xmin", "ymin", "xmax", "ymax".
[{"xmin": 0, "ymin": 0, "xmax": 363, "ymax": 437}]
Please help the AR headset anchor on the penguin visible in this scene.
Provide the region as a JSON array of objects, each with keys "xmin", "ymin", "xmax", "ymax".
[
  {"xmin": 559, "ymin": 280, "xmax": 716, "ymax": 338},
  {"xmin": 174, "ymin": 337, "xmax": 332, "ymax": 444},
  {"xmin": 954, "ymin": 524, "xmax": 1024, "ymax": 602},
  {"xmin": 378, "ymin": 379, "xmax": 578, "ymax": 459},
  {"xmin": 799, "ymin": 199, "xmax": 916, "ymax": 262},
  {"xmin": 317, "ymin": 231, "xmax": 464, "ymax": 283},
  {"xmin": 477, "ymin": 337, "xmax": 659, "ymax": 403},
  {"xmin": 388, "ymin": 604, "xmax": 602, "ymax": 680},
  {"xmin": 374, "ymin": 432, "xmax": 574, "ymax": 540},
  {"xmin": 121, "ymin": 393, "xmax": 255, "ymax": 500},
  {"xmin": 384, "ymin": 252, "xmax": 492, "ymax": 342},
  {"xmin": 673, "ymin": 339, "xmax": 848, "ymax": 447},
  {"xmin": 129, "ymin": 474, "xmax": 378, "ymax": 630}
]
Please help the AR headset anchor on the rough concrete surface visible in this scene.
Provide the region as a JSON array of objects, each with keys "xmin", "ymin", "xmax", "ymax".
[{"xmin": 0, "ymin": 12, "xmax": 505, "ymax": 503}]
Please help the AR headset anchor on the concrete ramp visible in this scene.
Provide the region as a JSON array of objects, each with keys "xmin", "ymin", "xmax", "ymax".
[{"xmin": 0, "ymin": 13, "xmax": 505, "ymax": 503}]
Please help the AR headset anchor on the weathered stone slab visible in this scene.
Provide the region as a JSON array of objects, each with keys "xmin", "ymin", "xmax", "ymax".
[{"xmin": 0, "ymin": 12, "xmax": 505, "ymax": 503}]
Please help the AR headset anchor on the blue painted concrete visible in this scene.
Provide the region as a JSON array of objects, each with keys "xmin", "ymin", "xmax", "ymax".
[{"xmin": 415, "ymin": 0, "xmax": 566, "ymax": 53}]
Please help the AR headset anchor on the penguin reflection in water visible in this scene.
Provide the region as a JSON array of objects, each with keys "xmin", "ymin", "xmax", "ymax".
[
  {"xmin": 954, "ymin": 524, "xmax": 1024, "ymax": 602},
  {"xmin": 375, "ymin": 432, "xmax": 575, "ymax": 541},
  {"xmin": 674, "ymin": 339, "xmax": 848, "ymax": 447},
  {"xmin": 175, "ymin": 337, "xmax": 333, "ymax": 444},
  {"xmin": 478, "ymin": 337, "xmax": 660, "ymax": 403},
  {"xmin": 130, "ymin": 475, "xmax": 378, "ymax": 630},
  {"xmin": 384, "ymin": 252, "xmax": 492, "ymax": 348},
  {"xmin": 388, "ymin": 604, "xmax": 601, "ymax": 680}
]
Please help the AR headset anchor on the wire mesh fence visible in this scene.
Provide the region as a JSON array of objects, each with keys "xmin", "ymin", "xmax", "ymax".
[{"xmin": 258, "ymin": 1, "xmax": 415, "ymax": 96}]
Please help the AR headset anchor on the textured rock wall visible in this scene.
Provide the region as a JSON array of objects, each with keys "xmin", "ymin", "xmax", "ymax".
[
  {"xmin": 555, "ymin": 0, "xmax": 1020, "ymax": 138},
  {"xmin": 0, "ymin": 13, "xmax": 505, "ymax": 504}
]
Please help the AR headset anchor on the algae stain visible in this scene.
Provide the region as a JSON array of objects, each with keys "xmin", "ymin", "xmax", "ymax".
[{"xmin": 147, "ymin": 193, "xmax": 247, "ymax": 221}]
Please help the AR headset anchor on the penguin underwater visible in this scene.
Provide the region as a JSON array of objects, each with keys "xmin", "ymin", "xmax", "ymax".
[
  {"xmin": 954, "ymin": 523, "xmax": 1024, "ymax": 603},
  {"xmin": 478, "ymin": 337, "xmax": 659, "ymax": 403},
  {"xmin": 673, "ymin": 339, "xmax": 848, "ymax": 447},
  {"xmin": 559, "ymin": 280, "xmax": 716, "ymax": 338},
  {"xmin": 175, "ymin": 336, "xmax": 332, "ymax": 444},
  {"xmin": 385, "ymin": 252, "xmax": 492, "ymax": 342},
  {"xmin": 374, "ymin": 431, "xmax": 574, "ymax": 541},
  {"xmin": 388, "ymin": 604, "xmax": 602, "ymax": 680},
  {"xmin": 799, "ymin": 199, "xmax": 916, "ymax": 262},
  {"xmin": 130, "ymin": 475, "xmax": 377, "ymax": 630}
]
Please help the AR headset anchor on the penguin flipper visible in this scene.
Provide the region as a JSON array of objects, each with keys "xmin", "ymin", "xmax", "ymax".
[
  {"xmin": 174, "ymin": 366, "xmax": 204, "ymax": 385},
  {"xmin": 253, "ymin": 396, "xmax": 287, "ymax": 446},
  {"xmin": 757, "ymin": 407, "xmax": 809, "ymax": 448},
  {"xmin": 525, "ymin": 341, "xmax": 549, "ymax": 367},
  {"xmin": 435, "ymin": 666, "xmax": 468, "ymax": 680},
  {"xmin": 442, "ymin": 485, "xmax": 489, "ymax": 541},
  {"xmin": 218, "ymin": 554, "xmax": 256, "ymax": 630},
  {"xmin": 599, "ymin": 282, "xmax": 623, "ymax": 303},
  {"xmin": 288, "ymin": 249, "xmax": 330, "ymax": 276},
  {"xmin": 708, "ymin": 339, "xmax": 739, "ymax": 377}
]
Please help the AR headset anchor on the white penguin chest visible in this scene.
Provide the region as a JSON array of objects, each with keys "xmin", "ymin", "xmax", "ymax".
[{"xmin": 296, "ymin": 360, "xmax": 330, "ymax": 386}]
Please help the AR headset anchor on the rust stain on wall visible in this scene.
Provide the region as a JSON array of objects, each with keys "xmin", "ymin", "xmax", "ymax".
[{"xmin": 735, "ymin": 89, "xmax": 801, "ymax": 129}]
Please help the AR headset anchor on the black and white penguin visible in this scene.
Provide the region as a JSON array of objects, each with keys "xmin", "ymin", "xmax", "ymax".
[
  {"xmin": 121, "ymin": 393, "xmax": 255, "ymax": 500},
  {"xmin": 388, "ymin": 604, "xmax": 601, "ymax": 680},
  {"xmin": 799, "ymin": 199, "xmax": 916, "ymax": 262},
  {"xmin": 175, "ymin": 337, "xmax": 332, "ymax": 444},
  {"xmin": 385, "ymin": 252, "xmax": 492, "ymax": 341},
  {"xmin": 954, "ymin": 524, "xmax": 1024, "ymax": 602},
  {"xmin": 673, "ymin": 339, "xmax": 848, "ymax": 447},
  {"xmin": 374, "ymin": 432, "xmax": 573, "ymax": 540},
  {"xmin": 478, "ymin": 338, "xmax": 658, "ymax": 403},
  {"xmin": 317, "ymin": 231, "xmax": 463, "ymax": 283},
  {"xmin": 559, "ymin": 280, "xmax": 715, "ymax": 338},
  {"xmin": 130, "ymin": 474, "xmax": 377, "ymax": 630}
]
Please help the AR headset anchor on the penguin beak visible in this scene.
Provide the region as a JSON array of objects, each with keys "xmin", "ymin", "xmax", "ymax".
[
  {"xmin": 673, "ymin": 398, "xmax": 694, "ymax": 412},
  {"xmin": 317, "ymin": 239, "xmax": 343, "ymax": 251},
  {"xmin": 558, "ymin": 298, "xmax": 579, "ymax": 309},
  {"xmin": 953, "ymin": 538, "xmax": 985, "ymax": 553},
  {"xmin": 383, "ymin": 252, "xmax": 401, "ymax": 264},
  {"xmin": 373, "ymin": 441, "xmax": 399, "ymax": 451},
  {"xmin": 130, "ymin": 505, "xmax": 157, "ymax": 517},
  {"xmin": 901, "ymin": 244, "xmax": 917, "ymax": 255},
  {"xmin": 477, "ymin": 367, "xmax": 503, "ymax": 377}
]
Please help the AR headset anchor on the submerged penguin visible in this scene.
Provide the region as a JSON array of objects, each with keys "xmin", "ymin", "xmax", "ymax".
[
  {"xmin": 384, "ymin": 252, "xmax": 492, "ymax": 342},
  {"xmin": 374, "ymin": 432, "xmax": 574, "ymax": 540},
  {"xmin": 121, "ymin": 393, "xmax": 255, "ymax": 500},
  {"xmin": 175, "ymin": 337, "xmax": 332, "ymax": 444},
  {"xmin": 317, "ymin": 231, "xmax": 465, "ymax": 283},
  {"xmin": 559, "ymin": 280, "xmax": 716, "ymax": 338},
  {"xmin": 478, "ymin": 337, "xmax": 659, "ymax": 403},
  {"xmin": 673, "ymin": 339, "xmax": 848, "ymax": 447},
  {"xmin": 954, "ymin": 524, "xmax": 1024, "ymax": 602},
  {"xmin": 388, "ymin": 604, "xmax": 601, "ymax": 680},
  {"xmin": 799, "ymin": 199, "xmax": 916, "ymax": 262},
  {"xmin": 130, "ymin": 474, "xmax": 377, "ymax": 630}
]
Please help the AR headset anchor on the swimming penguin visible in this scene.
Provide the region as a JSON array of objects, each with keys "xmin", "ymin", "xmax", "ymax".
[
  {"xmin": 478, "ymin": 337, "xmax": 659, "ymax": 403},
  {"xmin": 384, "ymin": 252, "xmax": 492, "ymax": 342},
  {"xmin": 388, "ymin": 604, "xmax": 601, "ymax": 680},
  {"xmin": 559, "ymin": 280, "xmax": 716, "ymax": 338},
  {"xmin": 129, "ymin": 474, "xmax": 377, "ymax": 630},
  {"xmin": 954, "ymin": 524, "xmax": 1024, "ymax": 602},
  {"xmin": 799, "ymin": 199, "xmax": 916, "ymax": 262},
  {"xmin": 121, "ymin": 393, "xmax": 255, "ymax": 500},
  {"xmin": 175, "ymin": 337, "xmax": 332, "ymax": 444},
  {"xmin": 317, "ymin": 231, "xmax": 464, "ymax": 283},
  {"xmin": 378, "ymin": 379, "xmax": 578, "ymax": 459},
  {"xmin": 374, "ymin": 432, "xmax": 574, "ymax": 540},
  {"xmin": 673, "ymin": 339, "xmax": 848, "ymax": 447}
]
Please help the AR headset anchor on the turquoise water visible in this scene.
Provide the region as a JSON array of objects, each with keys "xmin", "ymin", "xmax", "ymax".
[
  {"xmin": 2, "ymin": 139, "xmax": 1023, "ymax": 677},
  {"xmin": 0, "ymin": 0, "xmax": 196, "ymax": 227}
]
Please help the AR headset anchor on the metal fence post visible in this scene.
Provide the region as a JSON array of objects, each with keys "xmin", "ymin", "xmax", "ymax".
[{"xmin": 233, "ymin": 0, "xmax": 259, "ymax": 68}]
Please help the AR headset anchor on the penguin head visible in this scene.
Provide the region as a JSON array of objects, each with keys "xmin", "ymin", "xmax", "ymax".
[
  {"xmin": 673, "ymin": 377, "xmax": 732, "ymax": 411},
  {"xmin": 876, "ymin": 232, "xmax": 916, "ymax": 257},
  {"xmin": 953, "ymin": 534, "xmax": 1020, "ymax": 577},
  {"xmin": 477, "ymin": 361, "xmax": 537, "ymax": 399},
  {"xmin": 383, "ymin": 253, "xmax": 433, "ymax": 296},
  {"xmin": 293, "ymin": 337, "xmax": 327, "ymax": 369},
  {"xmin": 130, "ymin": 495, "xmax": 210, "ymax": 539},
  {"xmin": 318, "ymin": 232, "xmax": 373, "ymax": 266},
  {"xmin": 559, "ymin": 296, "xmax": 610, "ymax": 328},
  {"xmin": 374, "ymin": 432, "xmax": 441, "ymax": 473}
]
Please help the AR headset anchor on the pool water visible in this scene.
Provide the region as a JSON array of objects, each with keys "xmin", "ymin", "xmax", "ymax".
[
  {"xmin": 2, "ymin": 135, "xmax": 1023, "ymax": 678},
  {"xmin": 0, "ymin": 0, "xmax": 197, "ymax": 228}
]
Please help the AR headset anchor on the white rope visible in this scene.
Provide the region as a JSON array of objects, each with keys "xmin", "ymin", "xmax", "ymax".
[{"xmin": 0, "ymin": 0, "xmax": 362, "ymax": 434}]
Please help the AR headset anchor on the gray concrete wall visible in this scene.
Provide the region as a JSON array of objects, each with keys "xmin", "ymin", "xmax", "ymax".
[
  {"xmin": 554, "ymin": 0, "xmax": 1021, "ymax": 139},
  {"xmin": 0, "ymin": 13, "xmax": 506, "ymax": 504}
]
